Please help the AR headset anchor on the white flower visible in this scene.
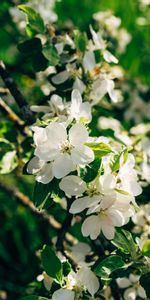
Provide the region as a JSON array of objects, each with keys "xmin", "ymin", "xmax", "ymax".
[
  {"xmin": 71, "ymin": 242, "xmax": 91, "ymax": 264},
  {"xmin": 69, "ymin": 89, "xmax": 92, "ymax": 123},
  {"xmin": 117, "ymin": 274, "xmax": 146, "ymax": 300},
  {"xmin": 27, "ymin": 156, "xmax": 54, "ymax": 184},
  {"xmin": 33, "ymin": 122, "xmax": 94, "ymax": 179},
  {"xmin": 90, "ymin": 77, "xmax": 119, "ymax": 104},
  {"xmin": 117, "ymin": 154, "xmax": 142, "ymax": 197},
  {"xmin": 52, "ymin": 288, "xmax": 75, "ymax": 300},
  {"xmin": 60, "ymin": 173, "xmax": 132, "ymax": 240},
  {"xmin": 67, "ymin": 267, "xmax": 99, "ymax": 297},
  {"xmin": 89, "ymin": 26, "xmax": 118, "ymax": 64},
  {"xmin": 76, "ymin": 266, "xmax": 99, "ymax": 297},
  {"xmin": 81, "ymin": 198, "xmax": 128, "ymax": 240}
]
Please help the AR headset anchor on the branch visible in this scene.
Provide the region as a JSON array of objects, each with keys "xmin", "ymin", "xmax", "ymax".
[
  {"xmin": 0, "ymin": 61, "xmax": 35, "ymax": 124},
  {"xmin": 0, "ymin": 180, "xmax": 61, "ymax": 230},
  {"xmin": 0, "ymin": 97, "xmax": 28, "ymax": 135}
]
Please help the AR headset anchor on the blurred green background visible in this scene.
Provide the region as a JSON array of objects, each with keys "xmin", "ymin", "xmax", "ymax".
[{"xmin": 0, "ymin": 0, "xmax": 150, "ymax": 299}]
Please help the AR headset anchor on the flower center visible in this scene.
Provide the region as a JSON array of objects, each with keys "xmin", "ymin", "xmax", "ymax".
[{"xmin": 60, "ymin": 141, "xmax": 73, "ymax": 154}]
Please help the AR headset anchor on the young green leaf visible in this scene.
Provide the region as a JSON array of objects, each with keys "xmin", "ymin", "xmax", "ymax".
[
  {"xmin": 142, "ymin": 239, "xmax": 150, "ymax": 257},
  {"xmin": 112, "ymin": 229, "xmax": 137, "ymax": 257},
  {"xmin": 74, "ymin": 30, "xmax": 87, "ymax": 52},
  {"xmin": 85, "ymin": 142, "xmax": 112, "ymax": 158},
  {"xmin": 18, "ymin": 5, "xmax": 45, "ymax": 33},
  {"xmin": 94, "ymin": 255, "xmax": 125, "ymax": 279},
  {"xmin": 41, "ymin": 245, "xmax": 62, "ymax": 280},
  {"xmin": 42, "ymin": 44, "xmax": 59, "ymax": 66}
]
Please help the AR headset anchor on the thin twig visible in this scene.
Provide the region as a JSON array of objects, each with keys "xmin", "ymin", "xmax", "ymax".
[
  {"xmin": 0, "ymin": 97, "xmax": 28, "ymax": 134},
  {"xmin": 0, "ymin": 181, "xmax": 61, "ymax": 230},
  {"xmin": 0, "ymin": 61, "xmax": 35, "ymax": 124}
]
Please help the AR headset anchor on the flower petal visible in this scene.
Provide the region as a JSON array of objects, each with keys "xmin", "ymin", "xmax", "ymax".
[
  {"xmin": 36, "ymin": 163, "xmax": 54, "ymax": 184},
  {"xmin": 52, "ymin": 154, "xmax": 76, "ymax": 178},
  {"xmin": 82, "ymin": 215, "xmax": 101, "ymax": 239},
  {"xmin": 52, "ymin": 288, "xmax": 75, "ymax": 300},
  {"xmin": 77, "ymin": 267, "xmax": 99, "ymax": 296},
  {"xmin": 70, "ymin": 196, "xmax": 91, "ymax": 214},
  {"xmin": 69, "ymin": 123, "xmax": 89, "ymax": 146},
  {"xmin": 101, "ymin": 224, "xmax": 115, "ymax": 240},
  {"xmin": 124, "ymin": 287, "xmax": 136, "ymax": 300},
  {"xmin": 27, "ymin": 156, "xmax": 44, "ymax": 174},
  {"xmin": 71, "ymin": 145, "xmax": 94, "ymax": 165},
  {"xmin": 59, "ymin": 175, "xmax": 86, "ymax": 196}
]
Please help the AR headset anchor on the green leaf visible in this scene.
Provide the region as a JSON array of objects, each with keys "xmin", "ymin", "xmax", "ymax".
[
  {"xmin": 140, "ymin": 272, "xmax": 150, "ymax": 298},
  {"xmin": 112, "ymin": 229, "xmax": 137, "ymax": 257},
  {"xmin": 41, "ymin": 245, "xmax": 62, "ymax": 280},
  {"xmin": 33, "ymin": 182, "xmax": 51, "ymax": 208},
  {"xmin": 62, "ymin": 261, "xmax": 71, "ymax": 276},
  {"xmin": 94, "ymin": 255, "xmax": 125, "ymax": 279},
  {"xmin": 74, "ymin": 30, "xmax": 87, "ymax": 52},
  {"xmin": 42, "ymin": 44, "xmax": 59, "ymax": 66},
  {"xmin": 110, "ymin": 149, "xmax": 128, "ymax": 172},
  {"xmin": 20, "ymin": 297, "xmax": 49, "ymax": 300},
  {"xmin": 30, "ymin": 52, "xmax": 48, "ymax": 72},
  {"xmin": 18, "ymin": 38, "xmax": 42, "ymax": 55},
  {"xmin": 142, "ymin": 239, "xmax": 150, "ymax": 257},
  {"xmin": 80, "ymin": 157, "xmax": 101, "ymax": 182},
  {"xmin": 86, "ymin": 142, "xmax": 112, "ymax": 158},
  {"xmin": 18, "ymin": 5, "xmax": 45, "ymax": 33}
]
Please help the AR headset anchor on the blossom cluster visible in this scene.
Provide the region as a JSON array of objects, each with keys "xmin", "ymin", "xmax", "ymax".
[{"xmin": 18, "ymin": 6, "xmax": 149, "ymax": 300}]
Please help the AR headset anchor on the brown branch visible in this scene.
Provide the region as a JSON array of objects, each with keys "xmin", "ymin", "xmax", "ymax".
[
  {"xmin": 0, "ymin": 180, "xmax": 61, "ymax": 230},
  {"xmin": 0, "ymin": 97, "xmax": 29, "ymax": 135},
  {"xmin": 0, "ymin": 61, "xmax": 35, "ymax": 124}
]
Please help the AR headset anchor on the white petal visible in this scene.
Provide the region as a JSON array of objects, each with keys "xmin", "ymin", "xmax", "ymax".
[
  {"xmin": 30, "ymin": 105, "xmax": 50, "ymax": 113},
  {"xmin": 137, "ymin": 286, "xmax": 146, "ymax": 299},
  {"xmin": 82, "ymin": 215, "xmax": 101, "ymax": 239},
  {"xmin": 70, "ymin": 196, "xmax": 91, "ymax": 214},
  {"xmin": 77, "ymin": 267, "xmax": 99, "ymax": 296},
  {"xmin": 52, "ymin": 288, "xmax": 75, "ymax": 300},
  {"xmin": 73, "ymin": 77, "xmax": 86, "ymax": 94},
  {"xmin": 71, "ymin": 89, "xmax": 82, "ymax": 108},
  {"xmin": 108, "ymin": 209, "xmax": 125, "ymax": 227},
  {"xmin": 79, "ymin": 102, "xmax": 92, "ymax": 123},
  {"xmin": 71, "ymin": 145, "xmax": 94, "ymax": 165},
  {"xmin": 52, "ymin": 154, "xmax": 76, "ymax": 178},
  {"xmin": 72, "ymin": 242, "xmax": 91, "ymax": 259},
  {"xmin": 103, "ymin": 50, "xmax": 118, "ymax": 64},
  {"xmin": 99, "ymin": 173, "xmax": 116, "ymax": 193},
  {"xmin": 59, "ymin": 175, "xmax": 86, "ymax": 196},
  {"xmin": 33, "ymin": 126, "xmax": 47, "ymax": 146},
  {"xmin": 69, "ymin": 124, "xmax": 89, "ymax": 146},
  {"xmin": 52, "ymin": 70, "xmax": 70, "ymax": 84},
  {"xmin": 46, "ymin": 122, "xmax": 67, "ymax": 146},
  {"xmin": 90, "ymin": 79, "xmax": 108, "ymax": 103},
  {"xmin": 124, "ymin": 287, "xmax": 136, "ymax": 300},
  {"xmin": 83, "ymin": 51, "xmax": 96, "ymax": 71},
  {"xmin": 126, "ymin": 181, "xmax": 142, "ymax": 196},
  {"xmin": 101, "ymin": 224, "xmax": 115, "ymax": 240},
  {"xmin": 116, "ymin": 277, "xmax": 131, "ymax": 288},
  {"xmin": 27, "ymin": 156, "xmax": 44, "ymax": 174},
  {"xmin": 36, "ymin": 163, "xmax": 54, "ymax": 184}
]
